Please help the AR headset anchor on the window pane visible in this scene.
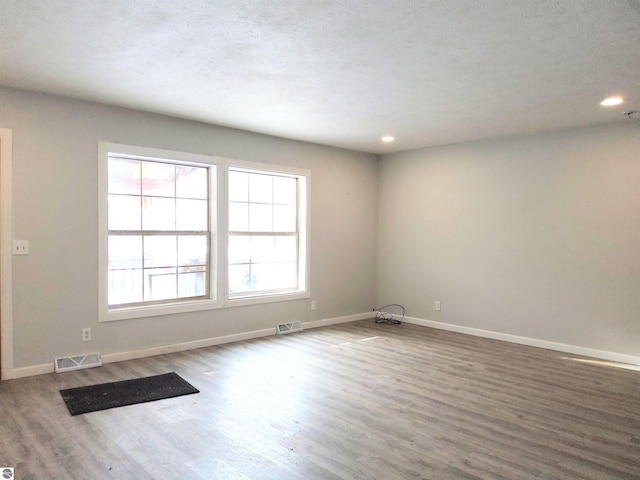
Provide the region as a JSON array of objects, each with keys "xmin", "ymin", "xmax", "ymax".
[
  {"xmin": 229, "ymin": 171, "xmax": 249, "ymax": 202},
  {"xmin": 228, "ymin": 235, "xmax": 250, "ymax": 264},
  {"xmin": 228, "ymin": 263, "xmax": 251, "ymax": 293},
  {"xmin": 251, "ymin": 262, "xmax": 275, "ymax": 291},
  {"xmin": 249, "ymin": 204, "xmax": 272, "ymax": 232},
  {"xmin": 249, "ymin": 173, "xmax": 272, "ymax": 203},
  {"xmin": 142, "ymin": 197, "xmax": 176, "ymax": 230},
  {"xmin": 142, "ymin": 161, "xmax": 175, "ymax": 197},
  {"xmin": 105, "ymin": 147, "xmax": 215, "ymax": 311},
  {"xmin": 178, "ymin": 269, "xmax": 206, "ymax": 297},
  {"xmin": 144, "ymin": 267, "xmax": 177, "ymax": 301},
  {"xmin": 109, "ymin": 235, "xmax": 142, "ymax": 269},
  {"xmin": 274, "ymin": 236, "xmax": 297, "ymax": 262},
  {"xmin": 227, "ymin": 169, "xmax": 304, "ymax": 298},
  {"xmin": 144, "ymin": 235, "xmax": 177, "ymax": 268},
  {"xmin": 251, "ymin": 236, "xmax": 274, "ymax": 263},
  {"xmin": 176, "ymin": 199, "xmax": 208, "ymax": 231},
  {"xmin": 229, "ymin": 202, "xmax": 249, "ymax": 232},
  {"xmin": 109, "ymin": 158, "xmax": 140, "ymax": 195},
  {"xmin": 176, "ymin": 165, "xmax": 207, "ymax": 199},
  {"xmin": 273, "ymin": 262, "xmax": 297, "ymax": 289},
  {"xmin": 273, "ymin": 205, "xmax": 296, "ymax": 232},
  {"xmin": 274, "ymin": 176, "xmax": 296, "ymax": 205},
  {"xmin": 109, "ymin": 195, "xmax": 141, "ymax": 230},
  {"xmin": 108, "ymin": 269, "xmax": 143, "ymax": 305},
  {"xmin": 178, "ymin": 235, "xmax": 208, "ymax": 266}
]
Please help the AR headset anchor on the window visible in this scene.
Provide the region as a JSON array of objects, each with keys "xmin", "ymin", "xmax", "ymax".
[
  {"xmin": 99, "ymin": 143, "xmax": 309, "ymax": 321},
  {"xmin": 99, "ymin": 143, "xmax": 219, "ymax": 321},
  {"xmin": 228, "ymin": 169, "xmax": 302, "ymax": 298},
  {"xmin": 107, "ymin": 156, "xmax": 211, "ymax": 306}
]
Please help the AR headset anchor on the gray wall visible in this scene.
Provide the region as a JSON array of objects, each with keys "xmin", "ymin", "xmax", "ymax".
[
  {"xmin": 0, "ymin": 87, "xmax": 379, "ymax": 368},
  {"xmin": 378, "ymin": 122, "xmax": 640, "ymax": 356},
  {"xmin": 3, "ymin": 85, "xmax": 638, "ymax": 369}
]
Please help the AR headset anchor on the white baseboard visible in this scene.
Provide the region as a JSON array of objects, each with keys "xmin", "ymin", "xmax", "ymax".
[
  {"xmin": 102, "ymin": 328, "xmax": 277, "ymax": 365},
  {"xmin": 304, "ymin": 312, "xmax": 372, "ymax": 330},
  {"xmin": 11, "ymin": 312, "xmax": 373, "ymax": 379},
  {"xmin": 12, "ymin": 313, "xmax": 638, "ymax": 378},
  {"xmin": 403, "ymin": 316, "xmax": 640, "ymax": 366},
  {"xmin": 13, "ymin": 363, "xmax": 53, "ymax": 378}
]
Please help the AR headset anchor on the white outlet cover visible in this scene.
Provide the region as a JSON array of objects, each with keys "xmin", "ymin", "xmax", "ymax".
[{"xmin": 12, "ymin": 240, "xmax": 29, "ymax": 255}]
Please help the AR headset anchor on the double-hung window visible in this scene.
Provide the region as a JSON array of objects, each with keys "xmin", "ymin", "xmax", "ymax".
[
  {"xmin": 228, "ymin": 167, "xmax": 306, "ymax": 299},
  {"xmin": 99, "ymin": 143, "xmax": 309, "ymax": 321},
  {"xmin": 99, "ymin": 143, "xmax": 219, "ymax": 321},
  {"xmin": 107, "ymin": 157, "xmax": 210, "ymax": 305}
]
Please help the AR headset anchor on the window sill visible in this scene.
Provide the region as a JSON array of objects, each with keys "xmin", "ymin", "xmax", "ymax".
[
  {"xmin": 99, "ymin": 290, "xmax": 310, "ymax": 322},
  {"xmin": 226, "ymin": 290, "xmax": 310, "ymax": 308},
  {"xmin": 99, "ymin": 298, "xmax": 222, "ymax": 322}
]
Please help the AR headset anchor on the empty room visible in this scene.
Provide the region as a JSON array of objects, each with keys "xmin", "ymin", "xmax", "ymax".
[{"xmin": 0, "ymin": 1, "xmax": 639, "ymax": 479}]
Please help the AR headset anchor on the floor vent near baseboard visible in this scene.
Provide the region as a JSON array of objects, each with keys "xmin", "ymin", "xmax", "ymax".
[
  {"xmin": 276, "ymin": 321, "xmax": 303, "ymax": 335},
  {"xmin": 54, "ymin": 353, "xmax": 102, "ymax": 373}
]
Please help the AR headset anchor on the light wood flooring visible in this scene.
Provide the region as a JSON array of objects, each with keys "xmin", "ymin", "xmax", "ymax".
[{"xmin": 1, "ymin": 320, "xmax": 639, "ymax": 479}]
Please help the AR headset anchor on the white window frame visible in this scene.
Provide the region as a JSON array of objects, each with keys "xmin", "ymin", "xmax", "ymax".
[
  {"xmin": 99, "ymin": 143, "xmax": 310, "ymax": 322},
  {"xmin": 98, "ymin": 143, "xmax": 224, "ymax": 322},
  {"xmin": 224, "ymin": 160, "xmax": 310, "ymax": 308}
]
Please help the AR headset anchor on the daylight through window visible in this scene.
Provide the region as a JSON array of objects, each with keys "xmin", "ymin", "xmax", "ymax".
[
  {"xmin": 107, "ymin": 155, "xmax": 211, "ymax": 307},
  {"xmin": 100, "ymin": 142, "xmax": 309, "ymax": 321},
  {"xmin": 228, "ymin": 169, "xmax": 301, "ymax": 297}
]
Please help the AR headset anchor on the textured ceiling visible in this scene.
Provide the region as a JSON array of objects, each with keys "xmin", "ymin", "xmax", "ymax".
[{"xmin": 1, "ymin": 0, "xmax": 639, "ymax": 154}]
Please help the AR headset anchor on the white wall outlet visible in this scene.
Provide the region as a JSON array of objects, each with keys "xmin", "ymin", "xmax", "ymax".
[
  {"xmin": 435, "ymin": 301, "xmax": 441, "ymax": 311},
  {"xmin": 12, "ymin": 240, "xmax": 29, "ymax": 255},
  {"xmin": 311, "ymin": 300, "xmax": 317, "ymax": 311},
  {"xmin": 82, "ymin": 328, "xmax": 92, "ymax": 342}
]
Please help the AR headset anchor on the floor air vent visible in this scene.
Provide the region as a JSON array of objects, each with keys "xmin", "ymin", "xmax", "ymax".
[
  {"xmin": 276, "ymin": 321, "xmax": 303, "ymax": 335},
  {"xmin": 54, "ymin": 353, "xmax": 102, "ymax": 373}
]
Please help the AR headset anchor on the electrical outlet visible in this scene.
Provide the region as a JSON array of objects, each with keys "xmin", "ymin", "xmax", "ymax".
[
  {"xmin": 311, "ymin": 300, "xmax": 317, "ymax": 311},
  {"xmin": 12, "ymin": 240, "xmax": 29, "ymax": 255},
  {"xmin": 82, "ymin": 328, "xmax": 92, "ymax": 342},
  {"xmin": 435, "ymin": 301, "xmax": 441, "ymax": 311}
]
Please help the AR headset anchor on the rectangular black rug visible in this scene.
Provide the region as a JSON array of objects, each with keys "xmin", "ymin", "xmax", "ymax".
[{"xmin": 60, "ymin": 372, "xmax": 199, "ymax": 416}]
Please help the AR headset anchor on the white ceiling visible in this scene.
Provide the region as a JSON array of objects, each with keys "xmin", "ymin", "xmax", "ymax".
[{"xmin": 1, "ymin": 0, "xmax": 639, "ymax": 154}]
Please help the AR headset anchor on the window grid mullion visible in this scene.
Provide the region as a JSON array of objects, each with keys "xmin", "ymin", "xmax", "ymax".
[
  {"xmin": 228, "ymin": 171, "xmax": 300, "ymax": 298},
  {"xmin": 107, "ymin": 154, "xmax": 211, "ymax": 308},
  {"xmin": 228, "ymin": 231, "xmax": 296, "ymax": 236}
]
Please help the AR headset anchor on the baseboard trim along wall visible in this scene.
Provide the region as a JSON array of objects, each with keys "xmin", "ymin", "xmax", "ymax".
[
  {"xmin": 403, "ymin": 316, "xmax": 640, "ymax": 367},
  {"xmin": 12, "ymin": 311, "xmax": 638, "ymax": 378},
  {"xmin": 11, "ymin": 312, "xmax": 373, "ymax": 379}
]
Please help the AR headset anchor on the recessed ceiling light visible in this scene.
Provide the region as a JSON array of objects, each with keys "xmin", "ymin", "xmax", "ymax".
[
  {"xmin": 600, "ymin": 96, "xmax": 624, "ymax": 106},
  {"xmin": 381, "ymin": 135, "xmax": 395, "ymax": 142}
]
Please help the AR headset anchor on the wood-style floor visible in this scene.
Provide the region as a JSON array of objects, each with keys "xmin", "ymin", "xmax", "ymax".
[{"xmin": 1, "ymin": 320, "xmax": 639, "ymax": 479}]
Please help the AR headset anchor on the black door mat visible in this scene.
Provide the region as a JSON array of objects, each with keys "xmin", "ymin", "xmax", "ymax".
[{"xmin": 60, "ymin": 372, "xmax": 199, "ymax": 415}]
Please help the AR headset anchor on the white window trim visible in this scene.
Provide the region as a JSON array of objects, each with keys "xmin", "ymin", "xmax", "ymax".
[
  {"xmin": 98, "ymin": 142, "xmax": 224, "ymax": 322},
  {"xmin": 98, "ymin": 143, "xmax": 310, "ymax": 322},
  {"xmin": 223, "ymin": 160, "xmax": 311, "ymax": 308}
]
